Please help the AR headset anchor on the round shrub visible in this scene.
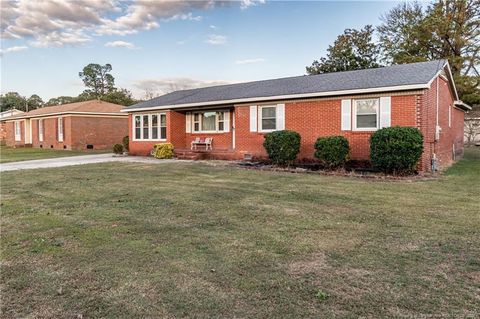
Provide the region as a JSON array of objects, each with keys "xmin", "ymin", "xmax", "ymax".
[
  {"xmin": 314, "ymin": 136, "xmax": 350, "ymax": 168},
  {"xmin": 153, "ymin": 143, "xmax": 174, "ymax": 159},
  {"xmin": 122, "ymin": 135, "xmax": 129, "ymax": 152},
  {"xmin": 113, "ymin": 143, "xmax": 124, "ymax": 155},
  {"xmin": 263, "ymin": 130, "xmax": 301, "ymax": 166},
  {"xmin": 370, "ymin": 126, "xmax": 423, "ymax": 174}
]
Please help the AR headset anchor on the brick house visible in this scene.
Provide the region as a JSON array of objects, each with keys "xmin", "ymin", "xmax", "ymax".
[
  {"xmin": 4, "ymin": 100, "xmax": 128, "ymax": 150},
  {"xmin": 124, "ymin": 60, "xmax": 470, "ymax": 172}
]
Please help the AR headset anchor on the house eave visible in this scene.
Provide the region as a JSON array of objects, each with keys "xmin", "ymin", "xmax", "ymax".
[
  {"xmin": 454, "ymin": 100, "xmax": 472, "ymax": 111},
  {"xmin": 122, "ymin": 83, "xmax": 430, "ymax": 113},
  {"xmin": 4, "ymin": 111, "xmax": 128, "ymax": 121}
]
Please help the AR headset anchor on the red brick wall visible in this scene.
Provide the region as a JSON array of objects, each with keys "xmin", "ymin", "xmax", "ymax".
[
  {"xmin": 30, "ymin": 117, "xmax": 71, "ymax": 150},
  {"xmin": 419, "ymin": 76, "xmax": 464, "ymax": 170},
  {"xmin": 68, "ymin": 116, "xmax": 127, "ymax": 150},
  {"xmin": 234, "ymin": 94, "xmax": 418, "ymax": 160},
  {"xmin": 7, "ymin": 115, "xmax": 127, "ymax": 151},
  {"xmin": 5, "ymin": 120, "xmax": 25, "ymax": 147}
]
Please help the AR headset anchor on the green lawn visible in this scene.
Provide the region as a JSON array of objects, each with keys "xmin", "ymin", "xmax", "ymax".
[
  {"xmin": 1, "ymin": 149, "xmax": 479, "ymax": 318},
  {"xmin": 0, "ymin": 146, "xmax": 109, "ymax": 163}
]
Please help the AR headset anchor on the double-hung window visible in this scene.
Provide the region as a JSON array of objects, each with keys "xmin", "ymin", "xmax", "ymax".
[
  {"xmin": 14, "ymin": 121, "xmax": 21, "ymax": 141},
  {"xmin": 259, "ymin": 106, "xmax": 277, "ymax": 131},
  {"xmin": 191, "ymin": 111, "xmax": 228, "ymax": 133},
  {"xmin": 133, "ymin": 113, "xmax": 167, "ymax": 140},
  {"xmin": 353, "ymin": 98, "xmax": 379, "ymax": 130},
  {"xmin": 57, "ymin": 117, "xmax": 64, "ymax": 142},
  {"xmin": 38, "ymin": 119, "xmax": 44, "ymax": 142}
]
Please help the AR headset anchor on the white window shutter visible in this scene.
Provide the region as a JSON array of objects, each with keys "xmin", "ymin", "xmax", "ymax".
[
  {"xmin": 250, "ymin": 105, "xmax": 257, "ymax": 132},
  {"xmin": 341, "ymin": 99, "xmax": 352, "ymax": 131},
  {"xmin": 224, "ymin": 111, "xmax": 230, "ymax": 132},
  {"xmin": 379, "ymin": 96, "xmax": 391, "ymax": 128},
  {"xmin": 185, "ymin": 112, "xmax": 192, "ymax": 133},
  {"xmin": 276, "ymin": 104, "xmax": 285, "ymax": 130}
]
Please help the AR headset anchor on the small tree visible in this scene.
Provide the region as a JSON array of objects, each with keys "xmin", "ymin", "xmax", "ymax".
[
  {"xmin": 464, "ymin": 118, "xmax": 480, "ymax": 145},
  {"xmin": 370, "ymin": 126, "xmax": 423, "ymax": 174},
  {"xmin": 263, "ymin": 130, "xmax": 301, "ymax": 166},
  {"xmin": 314, "ymin": 136, "xmax": 350, "ymax": 168}
]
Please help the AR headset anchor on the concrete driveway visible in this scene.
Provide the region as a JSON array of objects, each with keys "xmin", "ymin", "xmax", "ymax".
[{"xmin": 0, "ymin": 154, "xmax": 180, "ymax": 172}]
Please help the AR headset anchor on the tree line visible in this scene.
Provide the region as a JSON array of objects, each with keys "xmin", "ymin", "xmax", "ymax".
[
  {"xmin": 306, "ymin": 0, "xmax": 479, "ymax": 106},
  {"xmin": 0, "ymin": 63, "xmax": 138, "ymax": 112}
]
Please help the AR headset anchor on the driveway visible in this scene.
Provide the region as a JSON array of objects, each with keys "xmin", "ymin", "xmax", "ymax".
[{"xmin": 0, "ymin": 154, "xmax": 181, "ymax": 172}]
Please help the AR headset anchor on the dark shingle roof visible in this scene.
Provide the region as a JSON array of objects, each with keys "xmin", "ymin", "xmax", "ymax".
[{"xmin": 126, "ymin": 60, "xmax": 447, "ymax": 110}]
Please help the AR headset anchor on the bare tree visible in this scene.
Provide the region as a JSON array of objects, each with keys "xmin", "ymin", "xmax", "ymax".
[{"xmin": 464, "ymin": 118, "xmax": 480, "ymax": 145}]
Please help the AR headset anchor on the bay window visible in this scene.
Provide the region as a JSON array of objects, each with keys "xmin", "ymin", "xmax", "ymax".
[
  {"xmin": 192, "ymin": 111, "xmax": 228, "ymax": 133},
  {"xmin": 133, "ymin": 113, "xmax": 167, "ymax": 141},
  {"xmin": 353, "ymin": 98, "xmax": 379, "ymax": 130}
]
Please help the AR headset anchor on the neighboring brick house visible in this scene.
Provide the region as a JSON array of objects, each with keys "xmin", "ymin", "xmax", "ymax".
[
  {"xmin": 0, "ymin": 109, "xmax": 24, "ymax": 144},
  {"xmin": 124, "ymin": 60, "xmax": 470, "ymax": 172},
  {"xmin": 4, "ymin": 100, "xmax": 128, "ymax": 150}
]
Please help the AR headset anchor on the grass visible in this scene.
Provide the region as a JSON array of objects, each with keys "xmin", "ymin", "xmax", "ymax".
[
  {"xmin": 1, "ymin": 148, "xmax": 479, "ymax": 318},
  {"xmin": 0, "ymin": 145, "xmax": 109, "ymax": 163}
]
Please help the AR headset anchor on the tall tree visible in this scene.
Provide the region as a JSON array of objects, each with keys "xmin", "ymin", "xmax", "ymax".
[
  {"xmin": 0, "ymin": 92, "xmax": 27, "ymax": 112},
  {"xmin": 27, "ymin": 94, "xmax": 44, "ymax": 110},
  {"xmin": 78, "ymin": 63, "xmax": 115, "ymax": 98},
  {"xmin": 101, "ymin": 88, "xmax": 137, "ymax": 106},
  {"xmin": 45, "ymin": 96, "xmax": 78, "ymax": 106},
  {"xmin": 306, "ymin": 25, "xmax": 380, "ymax": 74},
  {"xmin": 378, "ymin": 0, "xmax": 480, "ymax": 105},
  {"xmin": 377, "ymin": 1, "xmax": 430, "ymax": 64}
]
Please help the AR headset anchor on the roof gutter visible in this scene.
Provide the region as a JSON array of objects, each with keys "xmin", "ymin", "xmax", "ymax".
[{"xmin": 122, "ymin": 83, "xmax": 430, "ymax": 113}]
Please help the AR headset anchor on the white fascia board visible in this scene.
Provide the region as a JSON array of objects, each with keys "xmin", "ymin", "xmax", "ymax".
[{"xmin": 122, "ymin": 83, "xmax": 430, "ymax": 113}]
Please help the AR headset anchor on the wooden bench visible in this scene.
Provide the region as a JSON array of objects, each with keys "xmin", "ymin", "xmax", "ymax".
[{"xmin": 191, "ymin": 137, "xmax": 213, "ymax": 150}]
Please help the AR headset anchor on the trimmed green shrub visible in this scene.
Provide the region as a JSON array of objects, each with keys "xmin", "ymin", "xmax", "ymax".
[
  {"xmin": 370, "ymin": 126, "xmax": 423, "ymax": 174},
  {"xmin": 314, "ymin": 136, "xmax": 350, "ymax": 168},
  {"xmin": 263, "ymin": 130, "xmax": 301, "ymax": 166},
  {"xmin": 153, "ymin": 143, "xmax": 174, "ymax": 159},
  {"xmin": 113, "ymin": 143, "xmax": 124, "ymax": 154},
  {"xmin": 122, "ymin": 135, "xmax": 129, "ymax": 151}
]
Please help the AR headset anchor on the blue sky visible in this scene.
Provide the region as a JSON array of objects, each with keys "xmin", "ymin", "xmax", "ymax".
[{"xmin": 1, "ymin": 1, "xmax": 403, "ymax": 101}]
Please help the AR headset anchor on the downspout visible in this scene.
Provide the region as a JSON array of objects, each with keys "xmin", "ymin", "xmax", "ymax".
[{"xmin": 432, "ymin": 77, "xmax": 440, "ymax": 171}]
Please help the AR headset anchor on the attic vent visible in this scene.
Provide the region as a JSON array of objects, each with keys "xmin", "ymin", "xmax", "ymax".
[{"xmin": 86, "ymin": 144, "xmax": 94, "ymax": 149}]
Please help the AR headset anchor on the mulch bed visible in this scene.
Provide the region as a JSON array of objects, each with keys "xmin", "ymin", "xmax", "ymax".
[{"xmin": 234, "ymin": 160, "xmax": 439, "ymax": 181}]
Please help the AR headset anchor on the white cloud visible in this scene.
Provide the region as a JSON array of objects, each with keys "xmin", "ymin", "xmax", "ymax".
[
  {"xmin": 209, "ymin": 25, "xmax": 217, "ymax": 29},
  {"xmin": 205, "ymin": 34, "xmax": 227, "ymax": 45},
  {"xmin": 1, "ymin": 0, "xmax": 262, "ymax": 48},
  {"xmin": 0, "ymin": 45, "xmax": 28, "ymax": 55},
  {"xmin": 134, "ymin": 77, "xmax": 233, "ymax": 97},
  {"xmin": 105, "ymin": 41, "xmax": 139, "ymax": 49},
  {"xmin": 235, "ymin": 58, "xmax": 266, "ymax": 65},
  {"xmin": 240, "ymin": 0, "xmax": 266, "ymax": 10}
]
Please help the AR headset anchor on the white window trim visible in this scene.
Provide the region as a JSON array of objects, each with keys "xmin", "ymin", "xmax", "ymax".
[
  {"xmin": 191, "ymin": 110, "xmax": 228, "ymax": 134},
  {"xmin": 57, "ymin": 117, "xmax": 64, "ymax": 142},
  {"xmin": 352, "ymin": 98, "xmax": 380, "ymax": 131},
  {"xmin": 448, "ymin": 105, "xmax": 452, "ymax": 128},
  {"xmin": 38, "ymin": 119, "xmax": 44, "ymax": 142},
  {"xmin": 14, "ymin": 121, "xmax": 21, "ymax": 141},
  {"xmin": 132, "ymin": 113, "xmax": 167, "ymax": 141},
  {"xmin": 258, "ymin": 105, "xmax": 277, "ymax": 133}
]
